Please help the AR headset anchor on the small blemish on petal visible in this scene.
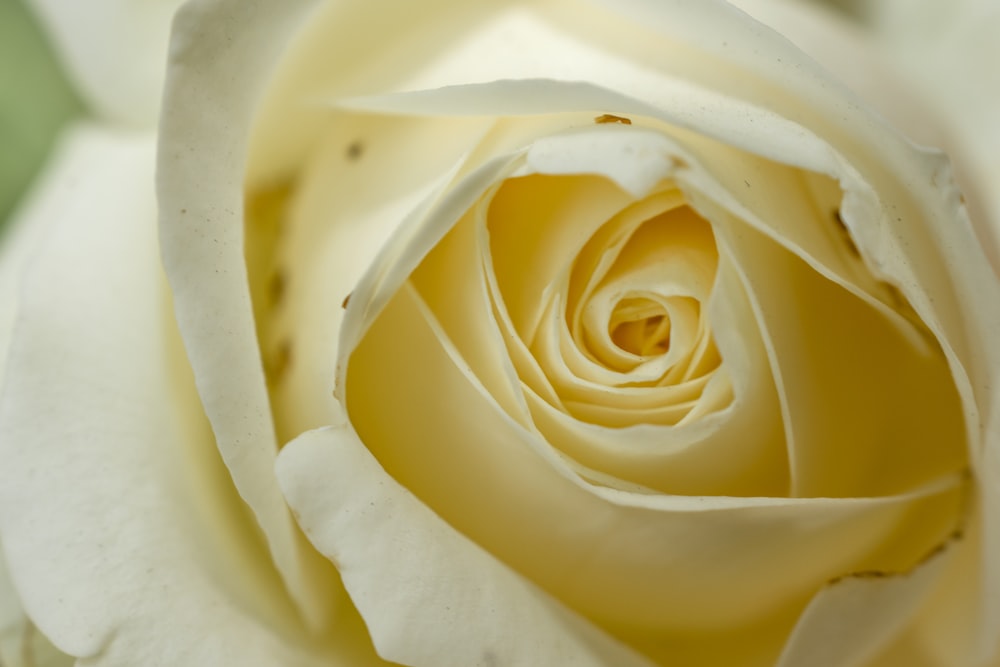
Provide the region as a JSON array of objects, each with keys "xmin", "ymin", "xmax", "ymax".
[
  {"xmin": 346, "ymin": 141, "xmax": 364, "ymax": 161},
  {"xmin": 594, "ymin": 113, "xmax": 631, "ymax": 125},
  {"xmin": 269, "ymin": 270, "xmax": 286, "ymax": 306},
  {"xmin": 269, "ymin": 339, "xmax": 292, "ymax": 383}
]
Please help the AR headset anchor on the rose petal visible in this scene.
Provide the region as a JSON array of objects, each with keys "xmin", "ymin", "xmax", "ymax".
[
  {"xmin": 158, "ymin": 0, "xmax": 340, "ymax": 628},
  {"xmin": 255, "ymin": 112, "xmax": 493, "ymax": 442},
  {"xmin": 0, "ymin": 127, "xmax": 85, "ymax": 382},
  {"xmin": 276, "ymin": 424, "xmax": 658, "ymax": 667},
  {"xmin": 705, "ymin": 200, "xmax": 968, "ymax": 497},
  {"xmin": 775, "ymin": 533, "xmax": 957, "ymax": 667},
  {"xmin": 727, "ymin": 0, "xmax": 948, "ymax": 152},
  {"xmin": 411, "ymin": 153, "xmax": 785, "ymax": 495},
  {"xmin": 0, "ymin": 126, "xmax": 334, "ymax": 665},
  {"xmin": 343, "ymin": 279, "xmax": 964, "ymax": 656}
]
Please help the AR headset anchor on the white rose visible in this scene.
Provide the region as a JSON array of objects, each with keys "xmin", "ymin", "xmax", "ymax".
[{"xmin": 1, "ymin": 1, "xmax": 998, "ymax": 667}]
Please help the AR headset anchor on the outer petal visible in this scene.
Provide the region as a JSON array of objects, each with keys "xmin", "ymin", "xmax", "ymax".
[
  {"xmin": 0, "ymin": 125, "xmax": 325, "ymax": 666},
  {"xmin": 0, "ymin": 123, "xmax": 88, "ymax": 381},
  {"xmin": 728, "ymin": 0, "xmax": 948, "ymax": 151},
  {"xmin": 856, "ymin": 0, "xmax": 1000, "ymax": 269},
  {"xmin": 276, "ymin": 424, "xmax": 657, "ymax": 667},
  {"xmin": 24, "ymin": 0, "xmax": 183, "ymax": 127},
  {"xmin": 158, "ymin": 0, "xmax": 339, "ymax": 629},
  {"xmin": 776, "ymin": 536, "xmax": 958, "ymax": 667}
]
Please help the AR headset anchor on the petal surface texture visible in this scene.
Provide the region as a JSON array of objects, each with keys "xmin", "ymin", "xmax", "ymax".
[
  {"xmin": 155, "ymin": 0, "xmax": 1000, "ymax": 665},
  {"xmin": 277, "ymin": 425, "xmax": 658, "ymax": 667},
  {"xmin": 0, "ymin": 126, "xmax": 339, "ymax": 665}
]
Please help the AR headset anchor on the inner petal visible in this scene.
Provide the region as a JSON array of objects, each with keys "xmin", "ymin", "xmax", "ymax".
[{"xmin": 608, "ymin": 297, "xmax": 670, "ymax": 357}]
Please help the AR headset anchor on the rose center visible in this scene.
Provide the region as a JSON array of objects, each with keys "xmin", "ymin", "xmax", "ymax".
[{"xmin": 608, "ymin": 297, "xmax": 670, "ymax": 357}]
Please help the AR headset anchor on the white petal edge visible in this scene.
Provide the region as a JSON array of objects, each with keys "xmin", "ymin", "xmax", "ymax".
[
  {"xmin": 276, "ymin": 423, "xmax": 658, "ymax": 667},
  {"xmin": 158, "ymin": 0, "xmax": 337, "ymax": 628},
  {"xmin": 0, "ymin": 126, "xmax": 84, "ymax": 383}
]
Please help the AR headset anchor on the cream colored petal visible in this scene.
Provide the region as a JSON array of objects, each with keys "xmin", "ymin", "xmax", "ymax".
[
  {"xmin": 776, "ymin": 535, "xmax": 957, "ymax": 667},
  {"xmin": 277, "ymin": 0, "xmax": 999, "ymax": 461},
  {"xmin": 525, "ymin": 256, "xmax": 787, "ymax": 497},
  {"xmin": 0, "ymin": 126, "xmax": 330, "ymax": 666},
  {"xmin": 335, "ymin": 153, "xmax": 524, "ymax": 385},
  {"xmin": 0, "ymin": 126, "xmax": 94, "ymax": 667},
  {"xmin": 342, "ymin": 81, "xmax": 922, "ymax": 344},
  {"xmin": 485, "ymin": 172, "xmax": 639, "ymax": 347},
  {"xmin": 330, "ymin": 4, "xmax": 1000, "ymax": 441},
  {"xmin": 630, "ymin": 0, "xmax": 1000, "ymax": 636},
  {"xmin": 158, "ymin": 0, "xmax": 339, "ymax": 628},
  {"xmin": 277, "ymin": 425, "xmax": 657, "ymax": 667},
  {"xmin": 707, "ymin": 203, "xmax": 968, "ymax": 498},
  {"xmin": 580, "ymin": 0, "xmax": 1000, "ymax": 458},
  {"xmin": 247, "ymin": 0, "xmax": 512, "ymax": 184},
  {"xmin": 727, "ymin": 0, "xmax": 949, "ymax": 153},
  {"xmin": 26, "ymin": 0, "xmax": 183, "ymax": 126},
  {"xmin": 390, "ymin": 121, "xmax": 783, "ymax": 495},
  {"xmin": 0, "ymin": 128, "xmax": 82, "ymax": 382},
  {"xmin": 243, "ymin": 0, "xmax": 999, "ymax": 658},
  {"xmin": 849, "ymin": 0, "xmax": 1000, "ymax": 270},
  {"xmin": 257, "ymin": 112, "xmax": 493, "ymax": 442},
  {"xmin": 521, "ymin": 127, "xmax": 678, "ymax": 198},
  {"xmin": 869, "ymin": 503, "xmax": 991, "ymax": 667},
  {"xmin": 344, "ymin": 281, "xmax": 964, "ymax": 650}
]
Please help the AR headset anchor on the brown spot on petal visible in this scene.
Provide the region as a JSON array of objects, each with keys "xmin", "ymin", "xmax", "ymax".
[
  {"xmin": 342, "ymin": 292, "xmax": 352, "ymax": 309},
  {"xmin": 268, "ymin": 269, "xmax": 286, "ymax": 306},
  {"xmin": 594, "ymin": 113, "xmax": 632, "ymax": 125},
  {"xmin": 346, "ymin": 140, "xmax": 364, "ymax": 161},
  {"xmin": 269, "ymin": 339, "xmax": 292, "ymax": 384}
]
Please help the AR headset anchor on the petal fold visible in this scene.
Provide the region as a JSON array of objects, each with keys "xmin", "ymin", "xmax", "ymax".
[
  {"xmin": 277, "ymin": 424, "xmax": 657, "ymax": 667},
  {"xmin": 158, "ymin": 0, "xmax": 338, "ymax": 628}
]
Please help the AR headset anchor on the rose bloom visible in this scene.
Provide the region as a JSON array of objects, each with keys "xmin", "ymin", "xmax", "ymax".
[{"xmin": 1, "ymin": 0, "xmax": 999, "ymax": 666}]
